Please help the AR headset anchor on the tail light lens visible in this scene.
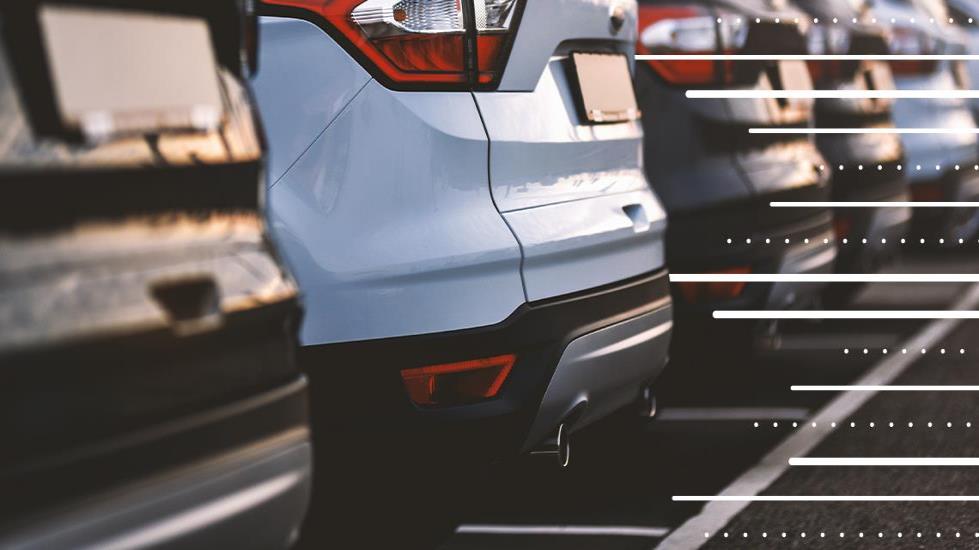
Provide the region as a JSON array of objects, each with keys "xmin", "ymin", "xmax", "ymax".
[
  {"xmin": 261, "ymin": 0, "xmax": 520, "ymax": 88},
  {"xmin": 887, "ymin": 25, "xmax": 938, "ymax": 76},
  {"xmin": 400, "ymin": 354, "xmax": 516, "ymax": 407},
  {"xmin": 637, "ymin": 5, "xmax": 747, "ymax": 85},
  {"xmin": 675, "ymin": 267, "xmax": 751, "ymax": 303}
]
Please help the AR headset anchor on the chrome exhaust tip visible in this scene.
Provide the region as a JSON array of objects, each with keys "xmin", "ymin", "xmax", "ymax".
[
  {"xmin": 529, "ymin": 423, "xmax": 571, "ymax": 469},
  {"xmin": 638, "ymin": 384, "xmax": 658, "ymax": 419}
]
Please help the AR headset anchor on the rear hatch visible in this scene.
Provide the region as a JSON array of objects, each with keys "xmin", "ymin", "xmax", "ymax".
[
  {"xmin": 0, "ymin": 0, "xmax": 300, "ymax": 503},
  {"xmin": 474, "ymin": 0, "xmax": 668, "ymax": 301}
]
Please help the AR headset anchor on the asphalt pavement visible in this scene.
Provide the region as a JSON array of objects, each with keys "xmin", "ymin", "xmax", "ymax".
[{"xmin": 439, "ymin": 251, "xmax": 979, "ymax": 550}]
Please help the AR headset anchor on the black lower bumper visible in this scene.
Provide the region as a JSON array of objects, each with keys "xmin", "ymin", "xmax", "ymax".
[{"xmin": 300, "ymin": 269, "xmax": 672, "ymax": 462}]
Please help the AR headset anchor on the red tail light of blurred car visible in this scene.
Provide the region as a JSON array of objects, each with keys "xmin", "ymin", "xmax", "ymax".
[{"xmin": 261, "ymin": 0, "xmax": 522, "ymax": 88}]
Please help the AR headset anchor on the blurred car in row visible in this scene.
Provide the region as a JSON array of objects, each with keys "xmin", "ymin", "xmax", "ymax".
[
  {"xmin": 253, "ymin": 0, "xmax": 673, "ymax": 545},
  {"xmin": 796, "ymin": 0, "xmax": 910, "ymax": 302},
  {"xmin": 876, "ymin": 0, "xmax": 979, "ymax": 242},
  {"xmin": 0, "ymin": 1, "xmax": 310, "ymax": 548},
  {"xmin": 635, "ymin": 0, "xmax": 837, "ymax": 358}
]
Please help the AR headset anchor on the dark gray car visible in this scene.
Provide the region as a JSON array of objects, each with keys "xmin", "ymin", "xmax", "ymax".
[{"xmin": 0, "ymin": 2, "xmax": 310, "ymax": 547}]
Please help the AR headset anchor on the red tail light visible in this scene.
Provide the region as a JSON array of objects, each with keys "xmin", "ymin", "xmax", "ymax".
[
  {"xmin": 833, "ymin": 215, "xmax": 852, "ymax": 240},
  {"xmin": 400, "ymin": 354, "xmax": 516, "ymax": 407},
  {"xmin": 887, "ymin": 25, "xmax": 938, "ymax": 76},
  {"xmin": 261, "ymin": 0, "xmax": 521, "ymax": 88},
  {"xmin": 675, "ymin": 267, "xmax": 751, "ymax": 303},
  {"xmin": 889, "ymin": 59, "xmax": 938, "ymax": 76},
  {"xmin": 636, "ymin": 5, "xmax": 747, "ymax": 85}
]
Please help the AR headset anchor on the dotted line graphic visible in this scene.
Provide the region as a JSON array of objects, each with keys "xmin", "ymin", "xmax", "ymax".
[
  {"xmin": 753, "ymin": 420, "xmax": 974, "ymax": 429},
  {"xmin": 726, "ymin": 237, "xmax": 979, "ymax": 246},
  {"xmin": 843, "ymin": 348, "xmax": 966, "ymax": 355},
  {"xmin": 712, "ymin": 16, "xmax": 976, "ymax": 26},
  {"xmin": 823, "ymin": 164, "xmax": 979, "ymax": 173},
  {"xmin": 710, "ymin": 530, "xmax": 979, "ymax": 540}
]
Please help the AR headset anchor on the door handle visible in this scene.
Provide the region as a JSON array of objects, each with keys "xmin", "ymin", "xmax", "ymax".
[
  {"xmin": 622, "ymin": 203, "xmax": 650, "ymax": 233},
  {"xmin": 150, "ymin": 276, "xmax": 223, "ymax": 336}
]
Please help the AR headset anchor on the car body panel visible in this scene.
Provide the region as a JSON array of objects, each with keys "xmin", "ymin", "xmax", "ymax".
[
  {"xmin": 497, "ymin": 0, "xmax": 637, "ymax": 91},
  {"xmin": 476, "ymin": 55, "xmax": 666, "ymax": 302},
  {"xmin": 475, "ymin": 59, "xmax": 648, "ymax": 213},
  {"xmin": 503, "ymin": 189, "xmax": 666, "ymax": 301},
  {"xmin": 252, "ymin": 18, "xmax": 371, "ymax": 184},
  {"xmin": 265, "ymin": 79, "xmax": 525, "ymax": 345}
]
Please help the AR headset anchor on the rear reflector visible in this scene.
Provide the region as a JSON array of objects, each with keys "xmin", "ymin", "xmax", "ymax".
[
  {"xmin": 912, "ymin": 181, "xmax": 946, "ymax": 202},
  {"xmin": 675, "ymin": 266, "xmax": 751, "ymax": 303},
  {"xmin": 833, "ymin": 215, "xmax": 852, "ymax": 240},
  {"xmin": 400, "ymin": 353, "xmax": 516, "ymax": 407},
  {"xmin": 261, "ymin": 0, "xmax": 521, "ymax": 88}
]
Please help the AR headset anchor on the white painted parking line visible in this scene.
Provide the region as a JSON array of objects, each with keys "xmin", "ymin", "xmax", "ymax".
[
  {"xmin": 455, "ymin": 525, "xmax": 670, "ymax": 538},
  {"xmin": 715, "ymin": 310, "xmax": 979, "ymax": 319},
  {"xmin": 656, "ymin": 408, "xmax": 809, "ymax": 422},
  {"xmin": 793, "ymin": 385, "xmax": 979, "ymax": 391},
  {"xmin": 656, "ymin": 282, "xmax": 979, "ymax": 550},
  {"xmin": 790, "ymin": 457, "xmax": 979, "ymax": 466}
]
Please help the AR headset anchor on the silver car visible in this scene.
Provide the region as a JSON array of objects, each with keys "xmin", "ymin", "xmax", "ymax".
[{"xmin": 875, "ymin": 0, "xmax": 979, "ymax": 241}]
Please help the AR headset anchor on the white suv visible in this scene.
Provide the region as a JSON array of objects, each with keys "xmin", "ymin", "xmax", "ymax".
[{"xmin": 254, "ymin": 0, "xmax": 671, "ymax": 485}]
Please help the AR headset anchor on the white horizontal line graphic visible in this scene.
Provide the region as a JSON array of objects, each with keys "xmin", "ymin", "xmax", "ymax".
[
  {"xmin": 687, "ymin": 90, "xmax": 979, "ymax": 99},
  {"xmin": 673, "ymin": 274, "xmax": 979, "ymax": 283},
  {"xmin": 771, "ymin": 201, "xmax": 979, "ymax": 207},
  {"xmin": 658, "ymin": 285, "xmax": 979, "ymax": 548},
  {"xmin": 749, "ymin": 128, "xmax": 979, "ymax": 134},
  {"xmin": 713, "ymin": 310, "xmax": 979, "ymax": 320},
  {"xmin": 792, "ymin": 385, "xmax": 979, "ymax": 392},
  {"xmin": 672, "ymin": 495, "xmax": 979, "ymax": 502},
  {"xmin": 455, "ymin": 525, "xmax": 670, "ymax": 538},
  {"xmin": 790, "ymin": 457, "xmax": 979, "ymax": 466},
  {"xmin": 637, "ymin": 54, "xmax": 979, "ymax": 61}
]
